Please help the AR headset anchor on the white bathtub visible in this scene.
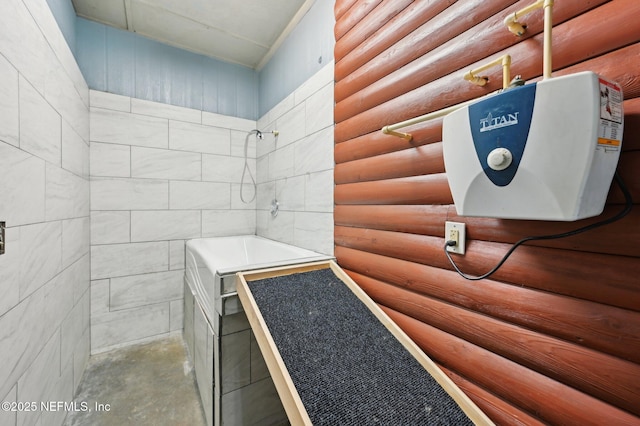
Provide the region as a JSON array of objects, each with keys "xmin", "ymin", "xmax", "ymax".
[
  {"xmin": 184, "ymin": 235, "xmax": 333, "ymax": 426},
  {"xmin": 186, "ymin": 235, "xmax": 332, "ymax": 325}
]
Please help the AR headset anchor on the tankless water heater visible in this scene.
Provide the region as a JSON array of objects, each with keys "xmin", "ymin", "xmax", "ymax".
[{"xmin": 442, "ymin": 71, "xmax": 623, "ymax": 221}]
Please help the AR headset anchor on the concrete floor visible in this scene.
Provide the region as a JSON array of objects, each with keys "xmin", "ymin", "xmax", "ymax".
[{"xmin": 64, "ymin": 335, "xmax": 206, "ymax": 426}]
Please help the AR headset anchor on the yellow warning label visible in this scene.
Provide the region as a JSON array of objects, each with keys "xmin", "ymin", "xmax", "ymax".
[{"xmin": 598, "ymin": 138, "xmax": 621, "ymax": 147}]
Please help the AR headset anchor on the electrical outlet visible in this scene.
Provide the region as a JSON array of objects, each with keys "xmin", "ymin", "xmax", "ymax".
[{"xmin": 445, "ymin": 221, "xmax": 466, "ymax": 255}]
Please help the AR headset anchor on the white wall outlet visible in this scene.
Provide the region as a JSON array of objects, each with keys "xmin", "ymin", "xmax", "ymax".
[{"xmin": 445, "ymin": 221, "xmax": 466, "ymax": 255}]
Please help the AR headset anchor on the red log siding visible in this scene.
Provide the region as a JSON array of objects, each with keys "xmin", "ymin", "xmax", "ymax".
[{"xmin": 333, "ymin": 0, "xmax": 640, "ymax": 424}]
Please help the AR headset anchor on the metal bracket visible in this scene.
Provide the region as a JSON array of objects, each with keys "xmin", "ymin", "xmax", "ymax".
[{"xmin": 0, "ymin": 222, "xmax": 5, "ymax": 255}]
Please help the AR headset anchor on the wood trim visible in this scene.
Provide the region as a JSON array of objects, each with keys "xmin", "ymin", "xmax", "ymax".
[{"xmin": 236, "ymin": 261, "xmax": 495, "ymax": 426}]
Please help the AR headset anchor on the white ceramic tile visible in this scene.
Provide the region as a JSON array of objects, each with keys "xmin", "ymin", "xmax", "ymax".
[
  {"xmin": 256, "ymin": 154, "xmax": 270, "ymax": 184},
  {"xmin": 305, "ymin": 170, "xmax": 334, "ymax": 212},
  {"xmin": 132, "ymin": 98, "xmax": 201, "ymax": 123},
  {"xmin": 201, "ymin": 111, "xmax": 255, "ymax": 131},
  {"xmin": 221, "ymin": 330, "xmax": 251, "ymax": 392},
  {"xmin": 250, "ymin": 331, "xmax": 270, "ymax": 382},
  {"xmin": 170, "ymin": 240, "xmax": 185, "ymax": 270},
  {"xmin": 45, "ymin": 163, "xmax": 90, "ymax": 221},
  {"xmin": 110, "ymin": 270, "xmax": 184, "ymax": 311},
  {"xmin": 268, "ymin": 144, "xmax": 295, "ymax": 181},
  {"xmin": 72, "ymin": 327, "xmax": 90, "ymax": 390},
  {"xmin": 294, "ymin": 125, "xmax": 334, "ymax": 175},
  {"xmin": 294, "ymin": 212, "xmax": 334, "ymax": 255},
  {"xmin": 169, "ymin": 120, "xmax": 231, "ymax": 155},
  {"xmin": 256, "ymin": 132, "xmax": 277, "ymax": 158},
  {"xmin": 201, "ymin": 210, "xmax": 256, "ymax": 237},
  {"xmin": 38, "ymin": 357, "xmax": 74, "ymax": 426},
  {"xmin": 61, "ymin": 297, "xmax": 85, "ymax": 369},
  {"xmin": 19, "ymin": 221, "xmax": 62, "ymax": 300},
  {"xmin": 202, "ymin": 154, "xmax": 247, "ymax": 183},
  {"xmin": 294, "ymin": 62, "xmax": 335, "ymax": 104},
  {"xmin": 258, "ymin": 92, "xmax": 294, "ymax": 130},
  {"xmin": 0, "ymin": 385, "xmax": 16, "ymax": 426},
  {"xmin": 62, "ymin": 217, "xmax": 90, "ymax": 268},
  {"xmin": 275, "ymin": 176, "xmax": 305, "ymax": 211},
  {"xmin": 19, "ymin": 75, "xmax": 61, "ymax": 165},
  {"xmin": 90, "ymin": 279, "xmax": 110, "ymax": 318},
  {"xmin": 131, "ymin": 146, "xmax": 201, "ymax": 180},
  {"xmin": 0, "ymin": 142, "xmax": 46, "ymax": 226},
  {"xmin": 0, "ymin": 0, "xmax": 48, "ymax": 94},
  {"xmin": 90, "ymin": 142, "xmax": 131, "ymax": 177},
  {"xmin": 17, "ymin": 331, "xmax": 60, "ymax": 426},
  {"xmin": 90, "ymin": 107, "xmax": 168, "ymax": 148},
  {"xmin": 221, "ymin": 377, "xmax": 286, "ymax": 425},
  {"xmin": 256, "ymin": 181, "xmax": 276, "ymax": 211},
  {"xmin": 230, "ymin": 129, "xmax": 256, "ymax": 158},
  {"xmin": 130, "ymin": 210, "xmax": 201, "ymax": 242},
  {"xmin": 90, "ymin": 211, "xmax": 130, "ymax": 245},
  {"xmin": 45, "ymin": 59, "xmax": 89, "ymax": 143},
  {"xmin": 0, "ymin": 226, "xmax": 20, "ymax": 317},
  {"xmin": 231, "ymin": 183, "xmax": 257, "ymax": 210},
  {"xmin": 0, "ymin": 54, "xmax": 19, "ymax": 147},
  {"xmin": 256, "ymin": 211, "xmax": 294, "ymax": 245},
  {"xmin": 62, "ymin": 121, "xmax": 89, "ymax": 178},
  {"xmin": 90, "ymin": 90, "xmax": 131, "ymax": 112},
  {"xmin": 90, "ymin": 178, "xmax": 169, "ymax": 211},
  {"xmin": 170, "ymin": 299, "xmax": 183, "ymax": 332},
  {"xmin": 170, "ymin": 181, "xmax": 231, "ymax": 210},
  {"xmin": 0, "ymin": 263, "xmax": 73, "ymax": 399},
  {"xmin": 70, "ymin": 253, "xmax": 91, "ymax": 305},
  {"xmin": 91, "ymin": 302, "xmax": 170, "ymax": 351},
  {"xmin": 91, "ymin": 241, "xmax": 169, "ymax": 280},
  {"xmin": 305, "ymin": 83, "xmax": 334, "ymax": 136},
  {"xmin": 275, "ymin": 102, "xmax": 305, "ymax": 147}
]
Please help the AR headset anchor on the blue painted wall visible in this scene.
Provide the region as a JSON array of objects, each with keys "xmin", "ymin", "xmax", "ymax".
[
  {"xmin": 56, "ymin": 1, "xmax": 335, "ymax": 120},
  {"xmin": 259, "ymin": 0, "xmax": 335, "ymax": 116},
  {"xmin": 76, "ymin": 18, "xmax": 259, "ymax": 119}
]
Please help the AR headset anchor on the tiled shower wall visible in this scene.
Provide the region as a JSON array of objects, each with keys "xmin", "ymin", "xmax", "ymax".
[
  {"xmin": 0, "ymin": 0, "xmax": 90, "ymax": 425},
  {"xmin": 256, "ymin": 63, "xmax": 335, "ymax": 255},
  {"xmin": 89, "ymin": 91, "xmax": 257, "ymax": 353},
  {"xmin": 89, "ymin": 63, "xmax": 334, "ymax": 352}
]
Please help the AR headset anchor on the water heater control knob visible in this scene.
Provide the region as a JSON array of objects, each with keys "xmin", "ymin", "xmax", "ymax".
[{"xmin": 487, "ymin": 148, "xmax": 513, "ymax": 171}]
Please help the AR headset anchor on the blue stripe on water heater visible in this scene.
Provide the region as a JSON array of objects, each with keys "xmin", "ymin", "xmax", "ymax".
[{"xmin": 468, "ymin": 83, "xmax": 537, "ymax": 187}]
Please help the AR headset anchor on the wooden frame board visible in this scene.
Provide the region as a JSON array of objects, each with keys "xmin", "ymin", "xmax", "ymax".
[{"xmin": 236, "ymin": 260, "xmax": 494, "ymax": 425}]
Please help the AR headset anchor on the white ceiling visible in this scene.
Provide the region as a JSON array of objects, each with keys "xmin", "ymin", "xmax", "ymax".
[{"xmin": 71, "ymin": 0, "xmax": 314, "ymax": 70}]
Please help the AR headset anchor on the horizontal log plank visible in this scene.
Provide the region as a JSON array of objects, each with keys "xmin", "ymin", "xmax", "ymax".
[
  {"xmin": 335, "ymin": 205, "xmax": 640, "ymax": 255},
  {"xmin": 334, "ymin": 141, "xmax": 444, "ymax": 184},
  {"xmin": 335, "ymin": 0, "xmax": 459, "ymax": 82},
  {"xmin": 336, "ymin": 246, "xmax": 640, "ymax": 361},
  {"xmin": 441, "ymin": 367, "xmax": 547, "ymax": 426},
  {"xmin": 335, "ymin": 235, "xmax": 640, "ymax": 311},
  {"xmin": 382, "ymin": 306, "xmax": 640, "ymax": 426},
  {"xmin": 354, "ymin": 275, "xmax": 640, "ymax": 415},
  {"xmin": 335, "ymin": 40, "xmax": 640, "ymax": 143},
  {"xmin": 334, "ymin": 0, "xmax": 413, "ymax": 63},
  {"xmin": 335, "ymin": 0, "xmax": 625, "ymax": 123},
  {"xmin": 334, "ymin": 0, "xmax": 383, "ymax": 41},
  {"xmin": 334, "ymin": 173, "xmax": 453, "ymax": 205},
  {"xmin": 335, "ymin": 96, "xmax": 640, "ymax": 164},
  {"xmin": 335, "ymin": 0, "xmax": 517, "ymax": 103}
]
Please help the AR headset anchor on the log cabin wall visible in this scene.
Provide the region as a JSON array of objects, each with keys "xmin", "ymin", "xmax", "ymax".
[{"xmin": 333, "ymin": 1, "xmax": 640, "ymax": 424}]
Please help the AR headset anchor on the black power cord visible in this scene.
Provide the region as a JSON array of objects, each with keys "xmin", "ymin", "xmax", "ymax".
[{"xmin": 444, "ymin": 172, "xmax": 633, "ymax": 281}]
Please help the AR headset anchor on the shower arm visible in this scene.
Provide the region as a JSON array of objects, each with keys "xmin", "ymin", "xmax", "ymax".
[{"xmin": 381, "ymin": 0, "xmax": 553, "ymax": 140}]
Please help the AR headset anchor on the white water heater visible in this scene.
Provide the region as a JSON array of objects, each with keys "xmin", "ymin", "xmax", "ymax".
[{"xmin": 442, "ymin": 71, "xmax": 623, "ymax": 221}]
